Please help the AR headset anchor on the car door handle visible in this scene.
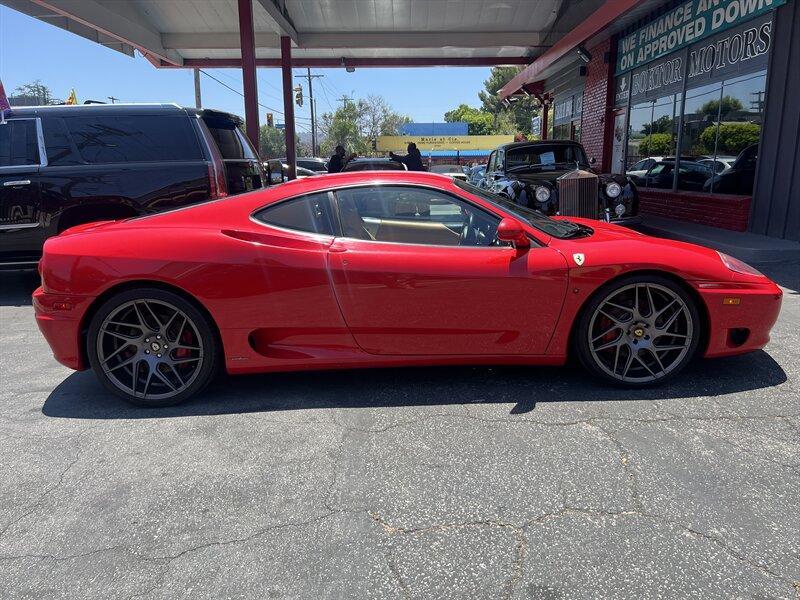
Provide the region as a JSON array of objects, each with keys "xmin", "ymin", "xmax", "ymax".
[
  {"xmin": 3, "ymin": 179, "xmax": 32, "ymax": 187},
  {"xmin": 329, "ymin": 240, "xmax": 348, "ymax": 253}
]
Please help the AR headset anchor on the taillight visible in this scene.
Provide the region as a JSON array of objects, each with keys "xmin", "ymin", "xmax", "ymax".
[{"xmin": 208, "ymin": 162, "xmax": 228, "ymax": 200}]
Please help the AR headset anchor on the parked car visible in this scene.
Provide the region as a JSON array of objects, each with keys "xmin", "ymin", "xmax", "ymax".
[
  {"xmin": 697, "ymin": 156, "xmax": 736, "ymax": 174},
  {"xmin": 341, "ymin": 158, "xmax": 407, "ymax": 172},
  {"xmin": 430, "ymin": 164, "xmax": 468, "ymax": 181},
  {"xmin": 484, "ymin": 140, "xmax": 639, "ymax": 225},
  {"xmin": 34, "ymin": 170, "xmax": 781, "ymax": 406},
  {"xmin": 0, "ymin": 103, "xmax": 264, "ymax": 269},
  {"xmin": 703, "ymin": 144, "xmax": 758, "ymax": 194},
  {"xmin": 263, "ymin": 160, "xmax": 320, "ymax": 183},
  {"xmin": 468, "ymin": 165, "xmax": 486, "ymax": 186},
  {"xmin": 278, "ymin": 157, "xmax": 328, "ymax": 172},
  {"xmin": 626, "ymin": 156, "xmax": 698, "ymax": 184},
  {"xmin": 642, "ymin": 160, "xmax": 714, "ymax": 191}
]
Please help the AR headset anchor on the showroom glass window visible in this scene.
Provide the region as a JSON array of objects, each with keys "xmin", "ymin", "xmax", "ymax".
[
  {"xmin": 335, "ymin": 185, "xmax": 500, "ymax": 247},
  {"xmin": 678, "ymin": 70, "xmax": 766, "ymax": 193},
  {"xmin": 626, "ymin": 93, "xmax": 682, "ymax": 183}
]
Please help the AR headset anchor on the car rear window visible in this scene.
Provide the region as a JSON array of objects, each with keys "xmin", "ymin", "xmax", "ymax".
[
  {"xmin": 202, "ymin": 116, "xmax": 257, "ymax": 160},
  {"xmin": 0, "ymin": 119, "xmax": 40, "ymax": 167},
  {"xmin": 63, "ymin": 115, "xmax": 203, "ymax": 164}
]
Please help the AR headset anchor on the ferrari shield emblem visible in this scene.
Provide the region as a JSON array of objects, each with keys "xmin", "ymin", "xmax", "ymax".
[{"xmin": 573, "ymin": 253, "xmax": 585, "ymax": 266}]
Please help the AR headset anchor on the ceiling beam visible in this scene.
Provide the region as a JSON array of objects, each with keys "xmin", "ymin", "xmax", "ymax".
[
  {"xmin": 255, "ymin": 0, "xmax": 298, "ymax": 43},
  {"xmin": 162, "ymin": 56, "xmax": 533, "ymax": 69},
  {"xmin": 26, "ymin": 0, "xmax": 182, "ymax": 65},
  {"xmin": 161, "ymin": 31, "xmax": 547, "ymax": 50}
]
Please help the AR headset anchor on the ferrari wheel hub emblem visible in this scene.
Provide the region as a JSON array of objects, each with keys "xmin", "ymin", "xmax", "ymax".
[
  {"xmin": 150, "ymin": 342, "xmax": 161, "ymax": 352},
  {"xmin": 633, "ymin": 327, "xmax": 645, "ymax": 338},
  {"xmin": 573, "ymin": 253, "xmax": 585, "ymax": 266}
]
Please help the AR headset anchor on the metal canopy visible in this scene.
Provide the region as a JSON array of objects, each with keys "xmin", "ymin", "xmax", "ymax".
[{"xmin": 3, "ymin": 0, "xmax": 611, "ymax": 68}]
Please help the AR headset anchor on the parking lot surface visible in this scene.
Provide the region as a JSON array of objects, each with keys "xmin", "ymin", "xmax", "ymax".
[{"xmin": 1, "ymin": 262, "xmax": 798, "ymax": 599}]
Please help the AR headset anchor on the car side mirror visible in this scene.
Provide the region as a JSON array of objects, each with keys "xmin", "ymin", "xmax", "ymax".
[{"xmin": 497, "ymin": 217, "xmax": 530, "ymax": 248}]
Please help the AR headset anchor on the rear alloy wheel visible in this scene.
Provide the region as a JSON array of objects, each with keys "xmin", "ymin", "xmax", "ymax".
[
  {"xmin": 576, "ymin": 275, "xmax": 701, "ymax": 386},
  {"xmin": 87, "ymin": 288, "xmax": 219, "ymax": 406}
]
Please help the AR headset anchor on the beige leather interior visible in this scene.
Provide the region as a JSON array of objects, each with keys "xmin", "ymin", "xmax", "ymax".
[{"xmin": 371, "ymin": 219, "xmax": 460, "ymax": 245}]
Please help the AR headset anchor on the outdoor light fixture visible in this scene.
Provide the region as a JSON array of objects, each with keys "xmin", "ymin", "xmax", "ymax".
[
  {"xmin": 577, "ymin": 45, "xmax": 592, "ymax": 63},
  {"xmin": 341, "ymin": 57, "xmax": 355, "ymax": 73}
]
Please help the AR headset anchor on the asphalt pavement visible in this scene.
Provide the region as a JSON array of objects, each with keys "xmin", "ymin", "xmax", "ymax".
[{"xmin": 0, "ymin": 262, "xmax": 798, "ymax": 599}]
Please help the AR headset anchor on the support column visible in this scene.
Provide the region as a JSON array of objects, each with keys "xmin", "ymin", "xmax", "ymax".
[
  {"xmin": 281, "ymin": 36, "xmax": 297, "ymax": 180},
  {"xmin": 193, "ymin": 68, "xmax": 202, "ymax": 108},
  {"xmin": 237, "ymin": 0, "xmax": 259, "ymax": 149},
  {"xmin": 540, "ymin": 98, "xmax": 549, "ymax": 140}
]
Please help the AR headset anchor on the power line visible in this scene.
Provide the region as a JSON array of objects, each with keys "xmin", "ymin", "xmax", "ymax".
[{"xmin": 199, "ymin": 69, "xmax": 311, "ymax": 121}]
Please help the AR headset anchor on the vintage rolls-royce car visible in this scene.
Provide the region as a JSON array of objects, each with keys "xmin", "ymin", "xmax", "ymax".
[{"xmin": 482, "ymin": 140, "xmax": 639, "ymax": 225}]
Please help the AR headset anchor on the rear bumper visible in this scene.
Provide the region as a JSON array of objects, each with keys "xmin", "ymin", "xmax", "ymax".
[
  {"xmin": 33, "ymin": 287, "xmax": 94, "ymax": 370},
  {"xmin": 695, "ymin": 280, "xmax": 783, "ymax": 358}
]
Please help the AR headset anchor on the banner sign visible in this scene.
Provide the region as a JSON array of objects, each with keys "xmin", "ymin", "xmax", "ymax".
[
  {"xmin": 376, "ymin": 135, "xmax": 514, "ymax": 152},
  {"xmin": 623, "ymin": 13, "xmax": 773, "ymax": 103},
  {"xmin": 616, "ymin": 0, "xmax": 785, "ymax": 74}
]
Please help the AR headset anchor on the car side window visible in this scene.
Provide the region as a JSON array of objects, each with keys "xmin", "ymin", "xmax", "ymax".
[
  {"xmin": 254, "ymin": 192, "xmax": 335, "ymax": 235},
  {"xmin": 487, "ymin": 152, "xmax": 496, "ymax": 173},
  {"xmin": 42, "ymin": 117, "xmax": 83, "ymax": 166},
  {"xmin": 0, "ymin": 119, "xmax": 40, "ymax": 167},
  {"xmin": 335, "ymin": 185, "xmax": 501, "ymax": 247}
]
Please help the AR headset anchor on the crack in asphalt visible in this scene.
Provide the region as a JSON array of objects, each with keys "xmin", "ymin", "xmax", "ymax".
[{"xmin": 590, "ymin": 422, "xmax": 645, "ymax": 512}]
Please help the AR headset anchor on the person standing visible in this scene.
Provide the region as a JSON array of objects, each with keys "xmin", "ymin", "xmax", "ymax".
[
  {"xmin": 389, "ymin": 143, "xmax": 425, "ymax": 171},
  {"xmin": 328, "ymin": 145, "xmax": 355, "ymax": 173}
]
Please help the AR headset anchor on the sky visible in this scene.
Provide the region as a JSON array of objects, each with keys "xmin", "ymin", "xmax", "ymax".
[{"xmin": 0, "ymin": 4, "xmax": 492, "ymax": 136}]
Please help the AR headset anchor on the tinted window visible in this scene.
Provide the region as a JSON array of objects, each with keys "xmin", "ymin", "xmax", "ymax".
[
  {"xmin": 202, "ymin": 116, "xmax": 256, "ymax": 160},
  {"xmin": 342, "ymin": 161, "xmax": 405, "ymax": 172},
  {"xmin": 336, "ymin": 185, "xmax": 500, "ymax": 247},
  {"xmin": 0, "ymin": 119, "xmax": 39, "ymax": 167},
  {"xmin": 255, "ymin": 192, "xmax": 335, "ymax": 235},
  {"xmin": 42, "ymin": 117, "xmax": 82, "ymax": 166},
  {"xmin": 64, "ymin": 115, "xmax": 202, "ymax": 164}
]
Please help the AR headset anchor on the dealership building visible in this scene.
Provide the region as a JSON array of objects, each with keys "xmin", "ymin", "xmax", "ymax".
[{"xmin": 9, "ymin": 0, "xmax": 798, "ymax": 242}]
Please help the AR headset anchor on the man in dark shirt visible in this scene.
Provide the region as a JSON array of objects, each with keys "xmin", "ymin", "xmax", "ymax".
[
  {"xmin": 389, "ymin": 143, "xmax": 425, "ymax": 171},
  {"xmin": 328, "ymin": 145, "xmax": 355, "ymax": 173}
]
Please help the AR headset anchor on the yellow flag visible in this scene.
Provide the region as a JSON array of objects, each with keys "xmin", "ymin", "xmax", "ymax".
[{"xmin": 65, "ymin": 89, "xmax": 78, "ymax": 105}]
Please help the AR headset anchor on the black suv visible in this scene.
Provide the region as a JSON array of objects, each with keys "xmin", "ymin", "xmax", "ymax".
[
  {"xmin": 0, "ymin": 103, "xmax": 265, "ymax": 268},
  {"xmin": 482, "ymin": 140, "xmax": 639, "ymax": 225}
]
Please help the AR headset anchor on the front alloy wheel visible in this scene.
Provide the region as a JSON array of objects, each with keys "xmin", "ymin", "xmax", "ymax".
[
  {"xmin": 577, "ymin": 276, "xmax": 701, "ymax": 386},
  {"xmin": 88, "ymin": 288, "xmax": 219, "ymax": 406}
]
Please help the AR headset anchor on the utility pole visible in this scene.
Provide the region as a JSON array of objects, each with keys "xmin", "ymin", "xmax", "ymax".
[
  {"xmin": 193, "ymin": 68, "xmax": 202, "ymax": 108},
  {"xmin": 337, "ymin": 95, "xmax": 352, "ymax": 106},
  {"xmin": 297, "ymin": 68, "xmax": 323, "ymax": 156},
  {"xmin": 107, "ymin": 96, "xmax": 119, "ymax": 104}
]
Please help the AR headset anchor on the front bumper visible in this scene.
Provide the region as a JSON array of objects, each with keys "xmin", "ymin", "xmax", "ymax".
[
  {"xmin": 33, "ymin": 287, "xmax": 94, "ymax": 370},
  {"xmin": 695, "ymin": 280, "xmax": 783, "ymax": 358}
]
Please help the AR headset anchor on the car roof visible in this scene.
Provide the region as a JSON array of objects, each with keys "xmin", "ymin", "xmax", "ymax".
[
  {"xmin": 497, "ymin": 139, "xmax": 582, "ymax": 152},
  {"xmin": 3, "ymin": 103, "xmax": 242, "ymax": 122}
]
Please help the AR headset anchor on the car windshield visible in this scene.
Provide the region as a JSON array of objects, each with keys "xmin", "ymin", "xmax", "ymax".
[
  {"xmin": 453, "ymin": 180, "xmax": 588, "ymax": 239},
  {"xmin": 505, "ymin": 144, "xmax": 589, "ymax": 172}
]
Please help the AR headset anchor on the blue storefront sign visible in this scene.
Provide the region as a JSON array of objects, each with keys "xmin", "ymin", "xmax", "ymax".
[{"xmin": 616, "ymin": 0, "xmax": 786, "ymax": 74}]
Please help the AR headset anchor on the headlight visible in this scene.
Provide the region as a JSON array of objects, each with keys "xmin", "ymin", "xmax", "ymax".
[
  {"xmin": 605, "ymin": 182, "xmax": 622, "ymax": 198},
  {"xmin": 534, "ymin": 185, "xmax": 551, "ymax": 203},
  {"xmin": 614, "ymin": 203, "xmax": 626, "ymax": 216},
  {"xmin": 717, "ymin": 252, "xmax": 764, "ymax": 277}
]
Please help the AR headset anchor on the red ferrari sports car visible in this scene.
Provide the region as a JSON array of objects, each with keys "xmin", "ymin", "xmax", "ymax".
[{"xmin": 34, "ymin": 171, "xmax": 782, "ymax": 406}]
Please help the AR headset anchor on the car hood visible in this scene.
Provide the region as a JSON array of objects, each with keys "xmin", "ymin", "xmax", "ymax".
[{"xmin": 551, "ymin": 217, "xmax": 747, "ymax": 283}]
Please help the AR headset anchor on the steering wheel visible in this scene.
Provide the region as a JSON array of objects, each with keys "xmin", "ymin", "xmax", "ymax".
[{"xmin": 460, "ymin": 211, "xmax": 476, "ymax": 245}]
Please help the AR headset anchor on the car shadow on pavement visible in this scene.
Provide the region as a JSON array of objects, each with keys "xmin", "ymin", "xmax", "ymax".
[
  {"xmin": 0, "ymin": 272, "xmax": 38, "ymax": 306},
  {"xmin": 42, "ymin": 350, "xmax": 786, "ymax": 420}
]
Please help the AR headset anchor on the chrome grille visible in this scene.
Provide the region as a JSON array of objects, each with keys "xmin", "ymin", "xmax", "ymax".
[{"xmin": 557, "ymin": 170, "xmax": 599, "ymax": 219}]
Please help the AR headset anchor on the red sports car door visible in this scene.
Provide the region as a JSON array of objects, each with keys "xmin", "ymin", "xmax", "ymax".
[{"xmin": 328, "ymin": 239, "xmax": 568, "ymax": 356}]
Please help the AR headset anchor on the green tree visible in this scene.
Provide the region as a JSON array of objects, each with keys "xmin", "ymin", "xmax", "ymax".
[
  {"xmin": 258, "ymin": 125, "xmax": 301, "ymax": 159},
  {"xmin": 443, "ymin": 104, "xmax": 494, "ymax": 135},
  {"xmin": 699, "ymin": 122, "xmax": 760, "ymax": 155},
  {"xmin": 12, "ymin": 80, "xmax": 61, "ymax": 105},
  {"xmin": 318, "ymin": 95, "xmax": 409, "ymax": 157},
  {"xmin": 477, "ymin": 67, "xmax": 538, "ymax": 135},
  {"xmin": 699, "ymin": 96, "xmax": 744, "ymax": 119},
  {"xmin": 642, "ymin": 115, "xmax": 673, "ymax": 135},
  {"xmin": 638, "ymin": 133, "xmax": 674, "ymax": 156}
]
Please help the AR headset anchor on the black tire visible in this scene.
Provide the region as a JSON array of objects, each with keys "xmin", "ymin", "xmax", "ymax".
[
  {"xmin": 574, "ymin": 274, "xmax": 702, "ymax": 387},
  {"xmin": 87, "ymin": 287, "xmax": 220, "ymax": 407}
]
